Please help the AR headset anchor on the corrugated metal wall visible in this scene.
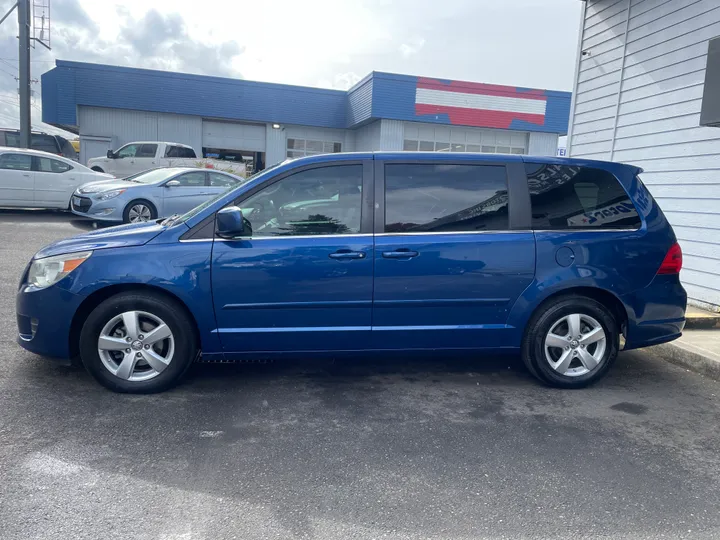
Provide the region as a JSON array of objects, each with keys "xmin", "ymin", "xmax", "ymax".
[
  {"xmin": 352, "ymin": 121, "xmax": 381, "ymax": 151},
  {"xmin": 568, "ymin": 0, "xmax": 720, "ymax": 309},
  {"xmin": 379, "ymin": 120, "xmax": 405, "ymax": 150},
  {"xmin": 528, "ymin": 133, "xmax": 559, "ymax": 156},
  {"xmin": 78, "ymin": 106, "xmax": 203, "ymax": 157}
]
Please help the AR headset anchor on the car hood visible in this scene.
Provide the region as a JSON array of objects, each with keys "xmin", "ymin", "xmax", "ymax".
[
  {"xmin": 76, "ymin": 179, "xmax": 141, "ymax": 194},
  {"xmin": 34, "ymin": 221, "xmax": 166, "ymax": 259}
]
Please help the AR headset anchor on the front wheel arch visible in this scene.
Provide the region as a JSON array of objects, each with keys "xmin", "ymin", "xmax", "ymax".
[{"xmin": 69, "ymin": 284, "xmax": 201, "ymax": 360}]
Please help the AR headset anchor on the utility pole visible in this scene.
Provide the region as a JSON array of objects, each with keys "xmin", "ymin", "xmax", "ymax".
[{"xmin": 18, "ymin": 0, "xmax": 31, "ymax": 148}]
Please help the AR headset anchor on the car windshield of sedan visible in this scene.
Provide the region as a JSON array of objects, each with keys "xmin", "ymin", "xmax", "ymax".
[{"xmin": 124, "ymin": 168, "xmax": 188, "ymax": 184}]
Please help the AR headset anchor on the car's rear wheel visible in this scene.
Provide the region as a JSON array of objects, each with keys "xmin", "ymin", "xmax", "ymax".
[
  {"xmin": 79, "ymin": 292, "xmax": 197, "ymax": 393},
  {"xmin": 123, "ymin": 200, "xmax": 156, "ymax": 224},
  {"xmin": 522, "ymin": 295, "xmax": 619, "ymax": 388}
]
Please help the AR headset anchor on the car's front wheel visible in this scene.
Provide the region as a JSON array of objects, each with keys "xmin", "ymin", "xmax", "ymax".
[
  {"xmin": 522, "ymin": 295, "xmax": 619, "ymax": 388},
  {"xmin": 79, "ymin": 292, "xmax": 197, "ymax": 393},
  {"xmin": 123, "ymin": 200, "xmax": 157, "ymax": 224}
]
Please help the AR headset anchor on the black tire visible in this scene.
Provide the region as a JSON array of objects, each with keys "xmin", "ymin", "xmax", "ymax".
[
  {"xmin": 79, "ymin": 292, "xmax": 197, "ymax": 393},
  {"xmin": 521, "ymin": 295, "xmax": 619, "ymax": 389},
  {"xmin": 122, "ymin": 199, "xmax": 157, "ymax": 224},
  {"xmin": 90, "ymin": 166, "xmax": 104, "ymax": 173}
]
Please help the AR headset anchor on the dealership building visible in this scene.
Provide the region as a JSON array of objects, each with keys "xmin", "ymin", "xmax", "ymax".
[
  {"xmin": 567, "ymin": 0, "xmax": 720, "ymax": 309},
  {"xmin": 41, "ymin": 60, "xmax": 571, "ymax": 171}
]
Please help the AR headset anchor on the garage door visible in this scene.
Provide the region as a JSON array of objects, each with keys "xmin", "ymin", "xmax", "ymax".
[{"xmin": 202, "ymin": 121, "xmax": 266, "ymax": 152}]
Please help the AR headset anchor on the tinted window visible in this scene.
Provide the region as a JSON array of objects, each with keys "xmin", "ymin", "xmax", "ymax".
[
  {"xmin": 173, "ymin": 171, "xmax": 206, "ymax": 187},
  {"xmin": 209, "ymin": 172, "xmax": 238, "ymax": 187},
  {"xmin": 4, "ymin": 132, "xmax": 19, "ymax": 147},
  {"xmin": 35, "ymin": 156, "xmax": 73, "ymax": 173},
  {"xmin": 31, "ymin": 134, "xmax": 58, "ymax": 154},
  {"xmin": 165, "ymin": 145, "xmax": 181, "ymax": 158},
  {"xmin": 59, "ymin": 137, "xmax": 77, "ymax": 159},
  {"xmin": 0, "ymin": 153, "xmax": 32, "ymax": 171},
  {"xmin": 525, "ymin": 163, "xmax": 641, "ymax": 230},
  {"xmin": 384, "ymin": 164, "xmax": 509, "ymax": 233},
  {"xmin": 237, "ymin": 165, "xmax": 362, "ymax": 236},
  {"xmin": 138, "ymin": 144, "xmax": 158, "ymax": 158},
  {"xmin": 181, "ymin": 147, "xmax": 196, "ymax": 158}
]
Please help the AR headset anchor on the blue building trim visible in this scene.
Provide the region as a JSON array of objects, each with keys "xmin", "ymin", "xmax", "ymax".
[{"xmin": 42, "ymin": 61, "xmax": 571, "ymax": 134}]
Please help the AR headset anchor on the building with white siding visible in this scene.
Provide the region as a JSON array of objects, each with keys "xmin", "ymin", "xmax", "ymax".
[
  {"xmin": 568, "ymin": 0, "xmax": 720, "ymax": 310},
  {"xmin": 41, "ymin": 61, "xmax": 570, "ymax": 174}
]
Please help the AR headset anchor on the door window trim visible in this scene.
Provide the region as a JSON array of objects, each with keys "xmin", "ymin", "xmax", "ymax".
[{"xmin": 374, "ymin": 158, "xmax": 530, "ymax": 234}]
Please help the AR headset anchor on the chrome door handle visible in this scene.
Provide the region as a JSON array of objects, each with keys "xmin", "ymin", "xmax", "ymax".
[{"xmin": 382, "ymin": 249, "xmax": 419, "ymax": 259}]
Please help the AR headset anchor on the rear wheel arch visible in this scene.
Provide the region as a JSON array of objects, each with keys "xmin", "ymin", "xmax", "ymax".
[{"xmin": 69, "ymin": 284, "xmax": 201, "ymax": 359}]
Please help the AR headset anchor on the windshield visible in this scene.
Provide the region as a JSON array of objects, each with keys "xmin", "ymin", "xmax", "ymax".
[
  {"xmin": 175, "ymin": 161, "xmax": 288, "ymax": 224},
  {"xmin": 125, "ymin": 168, "xmax": 188, "ymax": 184}
]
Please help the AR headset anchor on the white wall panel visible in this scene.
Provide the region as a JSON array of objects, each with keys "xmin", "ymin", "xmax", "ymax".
[
  {"xmin": 379, "ymin": 120, "xmax": 404, "ymax": 150},
  {"xmin": 528, "ymin": 133, "xmax": 559, "ymax": 156},
  {"xmin": 353, "ymin": 121, "xmax": 381, "ymax": 151},
  {"xmin": 202, "ymin": 121, "xmax": 266, "ymax": 152},
  {"xmin": 265, "ymin": 124, "xmax": 286, "ymax": 167}
]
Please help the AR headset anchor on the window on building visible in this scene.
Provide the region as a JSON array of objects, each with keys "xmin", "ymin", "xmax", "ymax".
[
  {"xmin": 402, "ymin": 139, "xmax": 526, "ymax": 155},
  {"xmin": 35, "ymin": 156, "xmax": 73, "ymax": 173},
  {"xmin": 236, "ymin": 165, "xmax": 362, "ymax": 236},
  {"xmin": 137, "ymin": 144, "xmax": 158, "ymax": 158},
  {"xmin": 525, "ymin": 163, "xmax": 641, "ymax": 230},
  {"xmin": 286, "ymin": 138, "xmax": 342, "ymax": 159},
  {"xmin": 384, "ymin": 164, "xmax": 509, "ymax": 233}
]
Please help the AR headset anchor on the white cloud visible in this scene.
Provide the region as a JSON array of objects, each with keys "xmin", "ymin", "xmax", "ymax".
[{"xmin": 399, "ymin": 38, "xmax": 426, "ymax": 58}]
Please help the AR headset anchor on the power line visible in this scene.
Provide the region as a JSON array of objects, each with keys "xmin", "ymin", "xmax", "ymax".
[{"xmin": 0, "ymin": 57, "xmax": 55, "ymax": 63}]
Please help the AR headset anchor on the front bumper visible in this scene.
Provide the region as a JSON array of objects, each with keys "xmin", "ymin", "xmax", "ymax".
[
  {"xmin": 70, "ymin": 194, "xmax": 124, "ymax": 222},
  {"xmin": 16, "ymin": 282, "xmax": 85, "ymax": 359}
]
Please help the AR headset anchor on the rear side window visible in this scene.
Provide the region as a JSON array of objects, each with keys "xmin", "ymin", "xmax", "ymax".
[
  {"xmin": 181, "ymin": 147, "xmax": 196, "ymax": 158},
  {"xmin": 384, "ymin": 164, "xmax": 509, "ymax": 233},
  {"xmin": 31, "ymin": 134, "xmax": 59, "ymax": 154},
  {"xmin": 35, "ymin": 156, "xmax": 73, "ymax": 173},
  {"xmin": 209, "ymin": 172, "xmax": 238, "ymax": 187},
  {"xmin": 525, "ymin": 163, "xmax": 641, "ymax": 230},
  {"xmin": 138, "ymin": 144, "xmax": 158, "ymax": 158}
]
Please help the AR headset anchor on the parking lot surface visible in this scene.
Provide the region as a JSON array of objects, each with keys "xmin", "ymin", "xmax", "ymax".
[{"xmin": 1, "ymin": 211, "xmax": 720, "ymax": 540}]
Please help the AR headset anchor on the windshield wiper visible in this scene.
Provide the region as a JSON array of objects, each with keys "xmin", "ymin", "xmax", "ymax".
[{"xmin": 161, "ymin": 213, "xmax": 180, "ymax": 226}]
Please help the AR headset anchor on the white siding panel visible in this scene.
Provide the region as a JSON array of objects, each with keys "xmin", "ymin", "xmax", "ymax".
[
  {"xmin": 629, "ymin": 0, "xmax": 709, "ymax": 30},
  {"xmin": 621, "ymin": 56, "xmax": 708, "ymax": 91},
  {"xmin": 573, "ymin": 128, "xmax": 616, "ymax": 145},
  {"xmin": 620, "ymin": 71, "xmax": 706, "ymax": 103},
  {"xmin": 265, "ymin": 124, "xmax": 286, "ymax": 167},
  {"xmin": 628, "ymin": 155, "xmax": 720, "ymax": 171},
  {"xmin": 679, "ymin": 239, "xmax": 720, "ymax": 261},
  {"xmin": 613, "ymin": 139, "xmax": 720, "ymax": 160},
  {"xmin": 624, "ymin": 20, "xmax": 720, "ymax": 66},
  {"xmin": 628, "ymin": 0, "xmax": 674, "ymax": 19},
  {"xmin": 625, "ymin": 8, "xmax": 720, "ymax": 56},
  {"xmin": 580, "ymin": 45, "xmax": 624, "ymax": 72},
  {"xmin": 618, "ymin": 84, "xmax": 705, "ymax": 115},
  {"xmin": 575, "ymin": 95, "xmax": 619, "ymax": 114},
  {"xmin": 615, "ymin": 113, "xmax": 701, "ymax": 138},
  {"xmin": 587, "ymin": 0, "xmax": 627, "ymax": 26},
  {"xmin": 354, "ymin": 121, "xmax": 381, "ymax": 151},
  {"xmin": 663, "ymin": 211, "xmax": 720, "ymax": 229},
  {"xmin": 674, "ymin": 225, "xmax": 720, "ymax": 243},
  {"xmin": 615, "ymin": 126, "xmax": 720, "ymax": 150},
  {"xmin": 616, "ymin": 100, "xmax": 702, "ymax": 126},
  {"xmin": 640, "ymin": 169, "xmax": 720, "ymax": 184},
  {"xmin": 623, "ymin": 42, "xmax": 708, "ymax": 77},
  {"xmin": 573, "ymin": 117, "xmax": 616, "ymax": 134},
  {"xmin": 583, "ymin": 24, "xmax": 627, "ymax": 51},
  {"xmin": 575, "ymin": 81, "xmax": 622, "ymax": 104},
  {"xmin": 577, "ymin": 71, "xmax": 623, "ymax": 93},
  {"xmin": 78, "ymin": 106, "xmax": 158, "ymax": 146},
  {"xmin": 654, "ymin": 197, "xmax": 720, "ymax": 213},
  {"xmin": 626, "ymin": 1, "xmax": 720, "ymax": 44},
  {"xmin": 571, "ymin": 140, "xmax": 614, "ymax": 155},
  {"xmin": 379, "ymin": 120, "xmax": 404, "ymax": 150},
  {"xmin": 684, "ymin": 283, "xmax": 720, "ymax": 308},
  {"xmin": 684, "ymin": 254, "xmax": 720, "ymax": 276},
  {"xmin": 645, "ymin": 184, "xmax": 720, "ymax": 198},
  {"xmin": 579, "ymin": 59, "xmax": 624, "ymax": 83}
]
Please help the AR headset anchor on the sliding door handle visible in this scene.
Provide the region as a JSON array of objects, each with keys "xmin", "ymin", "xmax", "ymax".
[{"xmin": 382, "ymin": 249, "xmax": 419, "ymax": 259}]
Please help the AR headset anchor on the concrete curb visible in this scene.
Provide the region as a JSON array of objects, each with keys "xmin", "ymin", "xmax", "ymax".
[
  {"xmin": 685, "ymin": 316, "xmax": 720, "ymax": 330},
  {"xmin": 649, "ymin": 340, "xmax": 720, "ymax": 380}
]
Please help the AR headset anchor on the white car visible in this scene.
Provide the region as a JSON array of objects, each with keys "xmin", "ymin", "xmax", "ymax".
[
  {"xmin": 0, "ymin": 146, "xmax": 113, "ymax": 209},
  {"xmin": 87, "ymin": 141, "xmax": 247, "ymax": 178}
]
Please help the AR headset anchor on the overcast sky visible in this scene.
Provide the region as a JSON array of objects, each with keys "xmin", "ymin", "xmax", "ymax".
[{"xmin": 0, "ymin": 0, "xmax": 581, "ymax": 135}]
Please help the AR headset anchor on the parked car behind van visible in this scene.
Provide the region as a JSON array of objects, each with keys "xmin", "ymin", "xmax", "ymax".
[
  {"xmin": 0, "ymin": 129, "xmax": 78, "ymax": 161},
  {"xmin": 16, "ymin": 152, "xmax": 686, "ymax": 393}
]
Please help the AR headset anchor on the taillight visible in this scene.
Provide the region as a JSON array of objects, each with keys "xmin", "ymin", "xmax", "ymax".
[{"xmin": 658, "ymin": 242, "xmax": 682, "ymax": 274}]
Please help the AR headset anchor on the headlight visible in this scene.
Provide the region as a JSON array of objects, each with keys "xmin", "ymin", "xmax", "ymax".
[
  {"xmin": 94, "ymin": 189, "xmax": 126, "ymax": 201},
  {"xmin": 27, "ymin": 251, "xmax": 92, "ymax": 289}
]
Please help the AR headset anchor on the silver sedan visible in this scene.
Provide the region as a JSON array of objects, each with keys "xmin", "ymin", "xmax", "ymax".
[{"xmin": 70, "ymin": 167, "xmax": 246, "ymax": 223}]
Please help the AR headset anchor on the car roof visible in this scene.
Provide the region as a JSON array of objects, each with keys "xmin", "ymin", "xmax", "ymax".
[
  {"xmin": 127, "ymin": 141, "xmax": 194, "ymax": 148},
  {"xmin": 0, "ymin": 145, "xmax": 65, "ymax": 158}
]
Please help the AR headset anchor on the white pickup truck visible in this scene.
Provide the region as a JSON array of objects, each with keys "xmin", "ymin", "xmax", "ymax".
[{"xmin": 87, "ymin": 141, "xmax": 247, "ymax": 178}]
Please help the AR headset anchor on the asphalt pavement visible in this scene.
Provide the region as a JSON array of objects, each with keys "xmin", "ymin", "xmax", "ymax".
[{"xmin": 1, "ymin": 210, "xmax": 720, "ymax": 540}]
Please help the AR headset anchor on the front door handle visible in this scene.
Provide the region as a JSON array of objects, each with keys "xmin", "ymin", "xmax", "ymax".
[
  {"xmin": 382, "ymin": 249, "xmax": 419, "ymax": 259},
  {"xmin": 329, "ymin": 250, "xmax": 366, "ymax": 260}
]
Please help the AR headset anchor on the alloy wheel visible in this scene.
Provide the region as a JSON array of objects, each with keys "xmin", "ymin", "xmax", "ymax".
[
  {"xmin": 128, "ymin": 204, "xmax": 152, "ymax": 223},
  {"xmin": 544, "ymin": 313, "xmax": 607, "ymax": 377},
  {"xmin": 97, "ymin": 311, "xmax": 175, "ymax": 382}
]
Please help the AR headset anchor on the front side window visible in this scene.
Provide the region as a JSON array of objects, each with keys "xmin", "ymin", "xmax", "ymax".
[
  {"xmin": 0, "ymin": 153, "xmax": 32, "ymax": 171},
  {"xmin": 116, "ymin": 144, "xmax": 139, "ymax": 158},
  {"xmin": 209, "ymin": 172, "xmax": 238, "ymax": 187},
  {"xmin": 138, "ymin": 144, "xmax": 158, "ymax": 158},
  {"xmin": 35, "ymin": 157, "xmax": 73, "ymax": 173},
  {"xmin": 173, "ymin": 171, "xmax": 206, "ymax": 187},
  {"xmin": 384, "ymin": 164, "xmax": 509, "ymax": 233},
  {"xmin": 237, "ymin": 165, "xmax": 362, "ymax": 236},
  {"xmin": 525, "ymin": 163, "xmax": 641, "ymax": 230}
]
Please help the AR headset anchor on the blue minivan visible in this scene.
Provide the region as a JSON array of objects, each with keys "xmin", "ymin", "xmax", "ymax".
[{"xmin": 16, "ymin": 152, "xmax": 686, "ymax": 393}]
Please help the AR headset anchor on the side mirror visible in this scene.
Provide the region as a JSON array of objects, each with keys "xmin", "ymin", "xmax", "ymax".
[
  {"xmin": 165, "ymin": 180, "xmax": 181, "ymax": 187},
  {"xmin": 216, "ymin": 206, "xmax": 249, "ymax": 238},
  {"xmin": 106, "ymin": 150, "xmax": 115, "ymax": 159}
]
